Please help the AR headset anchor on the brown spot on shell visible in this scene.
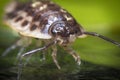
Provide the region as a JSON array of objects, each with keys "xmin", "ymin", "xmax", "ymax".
[
  {"xmin": 30, "ymin": 24, "xmax": 37, "ymax": 31},
  {"xmin": 23, "ymin": 4, "xmax": 34, "ymax": 16},
  {"xmin": 21, "ymin": 20, "xmax": 29, "ymax": 27},
  {"xmin": 67, "ymin": 19, "xmax": 77, "ymax": 26},
  {"xmin": 6, "ymin": 12, "xmax": 17, "ymax": 19},
  {"xmin": 41, "ymin": 19, "xmax": 48, "ymax": 25},
  {"xmin": 47, "ymin": 3, "xmax": 60, "ymax": 11},
  {"xmin": 47, "ymin": 3, "xmax": 55, "ymax": 7},
  {"xmin": 39, "ymin": 18, "xmax": 48, "ymax": 29},
  {"xmin": 32, "ymin": 14, "xmax": 41, "ymax": 21},
  {"xmin": 15, "ymin": 16, "xmax": 23, "ymax": 22}
]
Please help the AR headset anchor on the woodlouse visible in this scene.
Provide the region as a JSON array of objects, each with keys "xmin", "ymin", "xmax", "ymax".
[{"xmin": 3, "ymin": 0, "xmax": 120, "ymax": 70}]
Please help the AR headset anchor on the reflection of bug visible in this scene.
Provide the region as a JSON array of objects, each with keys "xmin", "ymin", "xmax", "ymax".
[{"xmin": 3, "ymin": 0, "xmax": 120, "ymax": 69}]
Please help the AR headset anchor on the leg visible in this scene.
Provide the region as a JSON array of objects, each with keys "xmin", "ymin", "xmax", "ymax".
[
  {"xmin": 2, "ymin": 43, "xmax": 18, "ymax": 56},
  {"xmin": 17, "ymin": 41, "xmax": 55, "ymax": 80},
  {"xmin": 17, "ymin": 47, "xmax": 25, "ymax": 59},
  {"xmin": 51, "ymin": 46, "xmax": 61, "ymax": 69},
  {"xmin": 2, "ymin": 36, "xmax": 32, "ymax": 57},
  {"xmin": 41, "ymin": 51, "xmax": 46, "ymax": 61},
  {"xmin": 63, "ymin": 46, "xmax": 81, "ymax": 65},
  {"xmin": 36, "ymin": 40, "xmax": 46, "ymax": 61}
]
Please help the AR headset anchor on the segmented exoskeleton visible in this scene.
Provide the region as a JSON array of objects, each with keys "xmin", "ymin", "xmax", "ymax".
[{"xmin": 3, "ymin": 0, "xmax": 120, "ymax": 78}]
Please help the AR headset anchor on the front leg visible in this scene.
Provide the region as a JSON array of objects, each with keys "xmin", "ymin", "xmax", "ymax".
[
  {"xmin": 51, "ymin": 46, "xmax": 61, "ymax": 69},
  {"xmin": 63, "ymin": 46, "xmax": 81, "ymax": 65}
]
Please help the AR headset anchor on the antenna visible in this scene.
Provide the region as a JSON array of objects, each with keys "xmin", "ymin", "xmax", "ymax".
[{"xmin": 83, "ymin": 32, "xmax": 120, "ymax": 47}]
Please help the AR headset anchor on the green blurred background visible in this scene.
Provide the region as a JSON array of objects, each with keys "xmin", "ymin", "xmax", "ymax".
[{"xmin": 0, "ymin": 0, "xmax": 120, "ymax": 77}]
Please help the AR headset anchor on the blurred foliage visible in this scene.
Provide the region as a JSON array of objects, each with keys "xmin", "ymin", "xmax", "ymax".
[{"xmin": 0, "ymin": 0, "xmax": 120, "ymax": 74}]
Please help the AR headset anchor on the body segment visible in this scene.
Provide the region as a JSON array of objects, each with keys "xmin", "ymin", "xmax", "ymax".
[{"xmin": 5, "ymin": 1, "xmax": 83, "ymax": 40}]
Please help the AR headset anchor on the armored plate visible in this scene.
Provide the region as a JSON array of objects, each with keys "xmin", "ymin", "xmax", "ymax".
[{"xmin": 5, "ymin": 1, "xmax": 79, "ymax": 39}]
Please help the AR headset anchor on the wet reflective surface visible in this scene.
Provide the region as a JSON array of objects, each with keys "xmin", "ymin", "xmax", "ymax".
[{"xmin": 0, "ymin": 56, "xmax": 120, "ymax": 80}]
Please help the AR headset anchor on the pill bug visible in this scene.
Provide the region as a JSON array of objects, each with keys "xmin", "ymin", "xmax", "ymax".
[{"xmin": 3, "ymin": 0, "xmax": 120, "ymax": 70}]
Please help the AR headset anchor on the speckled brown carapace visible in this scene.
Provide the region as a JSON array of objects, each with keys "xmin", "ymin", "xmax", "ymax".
[{"xmin": 5, "ymin": 0, "xmax": 82, "ymax": 40}]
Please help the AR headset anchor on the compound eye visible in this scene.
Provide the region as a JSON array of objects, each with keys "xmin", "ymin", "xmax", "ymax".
[
  {"xmin": 55, "ymin": 26, "xmax": 64, "ymax": 33},
  {"xmin": 51, "ymin": 23, "xmax": 65, "ymax": 36}
]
